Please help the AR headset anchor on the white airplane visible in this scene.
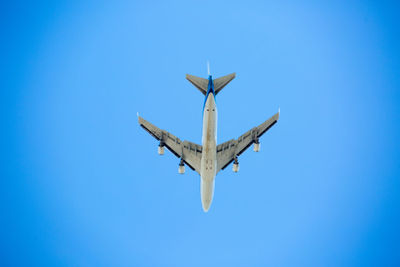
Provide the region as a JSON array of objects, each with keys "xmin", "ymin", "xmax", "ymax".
[{"xmin": 138, "ymin": 68, "xmax": 279, "ymax": 212}]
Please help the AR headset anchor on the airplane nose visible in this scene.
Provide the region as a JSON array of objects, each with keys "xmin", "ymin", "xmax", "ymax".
[
  {"xmin": 201, "ymin": 178, "xmax": 215, "ymax": 212},
  {"xmin": 202, "ymin": 199, "xmax": 211, "ymax": 212}
]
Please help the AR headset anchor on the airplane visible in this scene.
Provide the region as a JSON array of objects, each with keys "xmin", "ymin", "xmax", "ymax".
[{"xmin": 138, "ymin": 67, "xmax": 279, "ymax": 212}]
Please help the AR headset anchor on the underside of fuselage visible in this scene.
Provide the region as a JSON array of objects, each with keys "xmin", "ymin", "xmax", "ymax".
[{"xmin": 200, "ymin": 78, "xmax": 217, "ymax": 212}]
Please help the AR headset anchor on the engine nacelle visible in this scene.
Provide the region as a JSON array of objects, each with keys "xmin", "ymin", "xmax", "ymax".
[
  {"xmin": 232, "ymin": 163, "xmax": 239, "ymax": 172},
  {"xmin": 178, "ymin": 163, "xmax": 185, "ymax": 174},
  {"xmin": 158, "ymin": 145, "xmax": 165, "ymax": 155},
  {"xmin": 253, "ymin": 142, "xmax": 260, "ymax": 152}
]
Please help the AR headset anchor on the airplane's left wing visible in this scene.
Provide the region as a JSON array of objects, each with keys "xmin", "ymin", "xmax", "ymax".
[
  {"xmin": 216, "ymin": 110, "xmax": 280, "ymax": 172},
  {"xmin": 138, "ymin": 116, "xmax": 202, "ymax": 174}
]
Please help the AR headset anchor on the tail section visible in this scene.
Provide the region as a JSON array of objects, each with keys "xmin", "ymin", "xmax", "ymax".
[
  {"xmin": 186, "ymin": 72, "xmax": 236, "ymax": 96},
  {"xmin": 186, "ymin": 74, "xmax": 208, "ymax": 95},
  {"xmin": 213, "ymin": 73, "xmax": 236, "ymax": 95}
]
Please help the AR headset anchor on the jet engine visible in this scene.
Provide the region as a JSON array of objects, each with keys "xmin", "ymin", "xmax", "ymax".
[
  {"xmin": 233, "ymin": 163, "xmax": 239, "ymax": 172},
  {"xmin": 232, "ymin": 156, "xmax": 239, "ymax": 172},
  {"xmin": 253, "ymin": 140, "xmax": 260, "ymax": 152},
  {"xmin": 178, "ymin": 159, "xmax": 185, "ymax": 174},
  {"xmin": 158, "ymin": 142, "xmax": 165, "ymax": 155}
]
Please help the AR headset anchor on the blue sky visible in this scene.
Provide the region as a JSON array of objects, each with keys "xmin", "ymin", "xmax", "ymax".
[{"xmin": 1, "ymin": 1, "xmax": 400, "ymax": 266}]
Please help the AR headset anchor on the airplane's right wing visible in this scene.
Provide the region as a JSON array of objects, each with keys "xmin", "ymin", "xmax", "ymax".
[{"xmin": 216, "ymin": 111, "xmax": 280, "ymax": 172}]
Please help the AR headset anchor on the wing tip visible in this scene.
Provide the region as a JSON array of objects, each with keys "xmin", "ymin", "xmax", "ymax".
[{"xmin": 137, "ymin": 112, "xmax": 144, "ymax": 125}]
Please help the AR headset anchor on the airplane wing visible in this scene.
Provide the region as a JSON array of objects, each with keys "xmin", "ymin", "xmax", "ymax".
[
  {"xmin": 216, "ymin": 111, "xmax": 280, "ymax": 172},
  {"xmin": 138, "ymin": 115, "xmax": 202, "ymax": 174}
]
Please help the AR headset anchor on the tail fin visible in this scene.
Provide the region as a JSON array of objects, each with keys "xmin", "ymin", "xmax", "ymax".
[
  {"xmin": 186, "ymin": 72, "xmax": 236, "ymax": 96},
  {"xmin": 213, "ymin": 73, "xmax": 236, "ymax": 95}
]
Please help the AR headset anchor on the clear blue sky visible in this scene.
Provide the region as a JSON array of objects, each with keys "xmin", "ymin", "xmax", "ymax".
[{"xmin": 1, "ymin": 1, "xmax": 400, "ymax": 266}]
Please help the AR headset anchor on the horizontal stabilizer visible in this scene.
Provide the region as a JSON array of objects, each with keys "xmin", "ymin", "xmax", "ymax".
[
  {"xmin": 214, "ymin": 73, "xmax": 236, "ymax": 95},
  {"xmin": 186, "ymin": 74, "xmax": 208, "ymax": 95}
]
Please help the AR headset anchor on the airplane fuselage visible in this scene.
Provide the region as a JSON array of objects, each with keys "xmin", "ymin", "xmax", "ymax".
[
  {"xmin": 138, "ymin": 71, "xmax": 279, "ymax": 213},
  {"xmin": 200, "ymin": 77, "xmax": 217, "ymax": 212}
]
